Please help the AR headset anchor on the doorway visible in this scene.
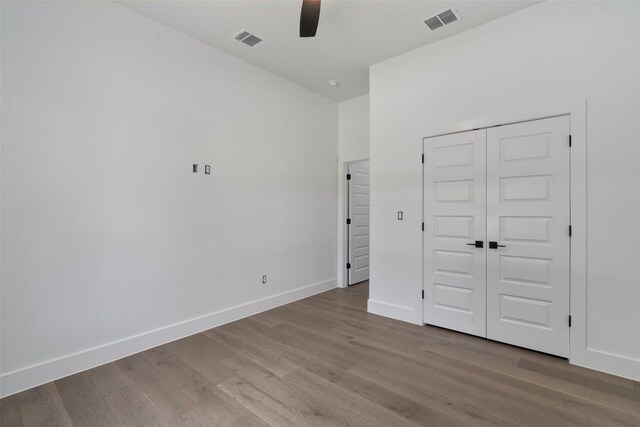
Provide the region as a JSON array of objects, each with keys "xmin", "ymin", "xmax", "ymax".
[
  {"xmin": 423, "ymin": 115, "xmax": 571, "ymax": 357},
  {"xmin": 346, "ymin": 160, "xmax": 370, "ymax": 286}
]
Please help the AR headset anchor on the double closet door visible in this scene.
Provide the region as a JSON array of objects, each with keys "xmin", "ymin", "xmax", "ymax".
[{"xmin": 423, "ymin": 116, "xmax": 571, "ymax": 357}]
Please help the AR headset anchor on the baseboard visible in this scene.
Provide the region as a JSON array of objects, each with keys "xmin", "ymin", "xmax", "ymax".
[
  {"xmin": 0, "ymin": 278, "xmax": 336, "ymax": 398},
  {"xmin": 571, "ymin": 347, "xmax": 640, "ymax": 382},
  {"xmin": 367, "ymin": 299, "xmax": 421, "ymax": 325}
]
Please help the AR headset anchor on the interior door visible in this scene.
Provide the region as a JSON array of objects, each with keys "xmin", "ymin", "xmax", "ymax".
[
  {"xmin": 348, "ymin": 160, "xmax": 370, "ymax": 285},
  {"xmin": 423, "ymin": 130, "xmax": 487, "ymax": 337},
  {"xmin": 486, "ymin": 116, "xmax": 571, "ymax": 357}
]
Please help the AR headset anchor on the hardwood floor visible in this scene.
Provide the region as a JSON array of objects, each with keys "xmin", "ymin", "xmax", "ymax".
[{"xmin": 2, "ymin": 282, "xmax": 639, "ymax": 426}]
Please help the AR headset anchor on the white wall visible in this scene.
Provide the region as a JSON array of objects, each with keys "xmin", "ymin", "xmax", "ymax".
[
  {"xmin": 339, "ymin": 95, "xmax": 370, "ymax": 163},
  {"xmin": 337, "ymin": 95, "xmax": 369, "ymax": 286},
  {"xmin": 1, "ymin": 1, "xmax": 338, "ymax": 396},
  {"xmin": 369, "ymin": 1, "xmax": 640, "ymax": 380}
]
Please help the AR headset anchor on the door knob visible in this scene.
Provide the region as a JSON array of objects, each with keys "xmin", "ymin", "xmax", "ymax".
[
  {"xmin": 489, "ymin": 241, "xmax": 506, "ymax": 249},
  {"xmin": 466, "ymin": 240, "xmax": 484, "ymax": 248}
]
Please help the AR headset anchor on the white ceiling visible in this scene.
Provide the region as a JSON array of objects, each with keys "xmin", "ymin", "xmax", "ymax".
[{"xmin": 119, "ymin": 1, "xmax": 539, "ymax": 102}]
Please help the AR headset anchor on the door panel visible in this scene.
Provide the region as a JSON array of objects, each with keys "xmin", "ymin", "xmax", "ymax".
[
  {"xmin": 348, "ymin": 161, "xmax": 370, "ymax": 285},
  {"xmin": 423, "ymin": 130, "xmax": 487, "ymax": 337},
  {"xmin": 486, "ymin": 116, "xmax": 571, "ymax": 357}
]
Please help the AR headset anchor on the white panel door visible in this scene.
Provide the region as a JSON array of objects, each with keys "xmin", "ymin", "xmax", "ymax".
[
  {"xmin": 486, "ymin": 116, "xmax": 571, "ymax": 357},
  {"xmin": 423, "ymin": 130, "xmax": 487, "ymax": 337},
  {"xmin": 348, "ymin": 161, "xmax": 370, "ymax": 285}
]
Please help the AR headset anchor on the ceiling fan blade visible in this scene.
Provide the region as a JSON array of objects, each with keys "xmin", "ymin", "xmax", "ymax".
[{"xmin": 300, "ymin": 0, "xmax": 321, "ymax": 38}]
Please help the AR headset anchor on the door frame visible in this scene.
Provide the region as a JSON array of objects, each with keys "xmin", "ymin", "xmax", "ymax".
[
  {"xmin": 340, "ymin": 159, "xmax": 370, "ymax": 288},
  {"xmin": 419, "ymin": 98, "xmax": 587, "ymax": 367}
]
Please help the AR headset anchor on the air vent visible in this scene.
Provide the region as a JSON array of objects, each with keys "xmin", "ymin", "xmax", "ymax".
[
  {"xmin": 423, "ymin": 8, "xmax": 461, "ymax": 31},
  {"xmin": 232, "ymin": 29, "xmax": 270, "ymax": 51}
]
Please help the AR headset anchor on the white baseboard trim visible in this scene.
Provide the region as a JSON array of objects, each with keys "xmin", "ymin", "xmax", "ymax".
[
  {"xmin": 0, "ymin": 278, "xmax": 336, "ymax": 398},
  {"xmin": 571, "ymin": 347, "xmax": 640, "ymax": 382},
  {"xmin": 367, "ymin": 299, "xmax": 421, "ymax": 325}
]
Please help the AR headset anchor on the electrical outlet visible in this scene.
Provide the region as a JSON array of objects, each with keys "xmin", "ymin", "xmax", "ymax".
[
  {"xmin": 262, "ymin": 275, "xmax": 267, "ymax": 284},
  {"xmin": 397, "ymin": 211, "xmax": 404, "ymax": 220},
  {"xmin": 193, "ymin": 164, "xmax": 198, "ymax": 173},
  {"xmin": 205, "ymin": 165, "xmax": 211, "ymax": 175}
]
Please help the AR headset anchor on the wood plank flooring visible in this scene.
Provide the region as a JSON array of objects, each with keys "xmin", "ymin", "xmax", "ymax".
[{"xmin": 2, "ymin": 282, "xmax": 639, "ymax": 426}]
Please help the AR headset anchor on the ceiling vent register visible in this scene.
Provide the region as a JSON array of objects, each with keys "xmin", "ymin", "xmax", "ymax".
[
  {"xmin": 424, "ymin": 8, "xmax": 461, "ymax": 31},
  {"xmin": 232, "ymin": 29, "xmax": 270, "ymax": 50}
]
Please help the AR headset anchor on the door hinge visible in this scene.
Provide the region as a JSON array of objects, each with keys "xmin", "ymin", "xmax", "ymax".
[
  {"xmin": 346, "ymin": 173, "xmax": 351, "ymax": 180},
  {"xmin": 569, "ymin": 315, "xmax": 572, "ymax": 327},
  {"xmin": 346, "ymin": 218, "xmax": 351, "ymax": 225},
  {"xmin": 422, "ymin": 290, "xmax": 425, "ymax": 299},
  {"xmin": 421, "ymin": 222, "xmax": 424, "ymax": 231},
  {"xmin": 569, "ymin": 225, "xmax": 572, "ymax": 237},
  {"xmin": 346, "ymin": 263, "xmax": 351, "ymax": 269},
  {"xmin": 421, "ymin": 154, "xmax": 424, "ymax": 164},
  {"xmin": 569, "ymin": 135, "xmax": 572, "ymax": 147}
]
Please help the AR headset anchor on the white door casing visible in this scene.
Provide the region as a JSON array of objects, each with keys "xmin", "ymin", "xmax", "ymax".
[
  {"xmin": 348, "ymin": 161, "xmax": 370, "ymax": 285},
  {"xmin": 423, "ymin": 130, "xmax": 487, "ymax": 337},
  {"xmin": 486, "ymin": 116, "xmax": 571, "ymax": 357}
]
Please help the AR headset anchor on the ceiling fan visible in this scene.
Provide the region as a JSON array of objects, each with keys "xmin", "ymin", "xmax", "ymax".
[{"xmin": 300, "ymin": 0, "xmax": 321, "ymax": 37}]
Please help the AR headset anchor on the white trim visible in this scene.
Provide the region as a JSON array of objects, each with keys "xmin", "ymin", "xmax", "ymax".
[
  {"xmin": 337, "ymin": 161, "xmax": 351, "ymax": 288},
  {"xmin": 0, "ymin": 278, "xmax": 337, "ymax": 398},
  {"xmin": 415, "ymin": 97, "xmax": 638, "ymax": 381},
  {"xmin": 368, "ymin": 299, "xmax": 421, "ymax": 325},
  {"xmin": 573, "ymin": 347, "xmax": 640, "ymax": 381},
  {"xmin": 414, "ymin": 133, "xmax": 425, "ymax": 325}
]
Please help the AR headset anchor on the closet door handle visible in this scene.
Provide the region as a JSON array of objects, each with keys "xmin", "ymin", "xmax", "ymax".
[
  {"xmin": 489, "ymin": 241, "xmax": 506, "ymax": 249},
  {"xmin": 466, "ymin": 240, "xmax": 484, "ymax": 248}
]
